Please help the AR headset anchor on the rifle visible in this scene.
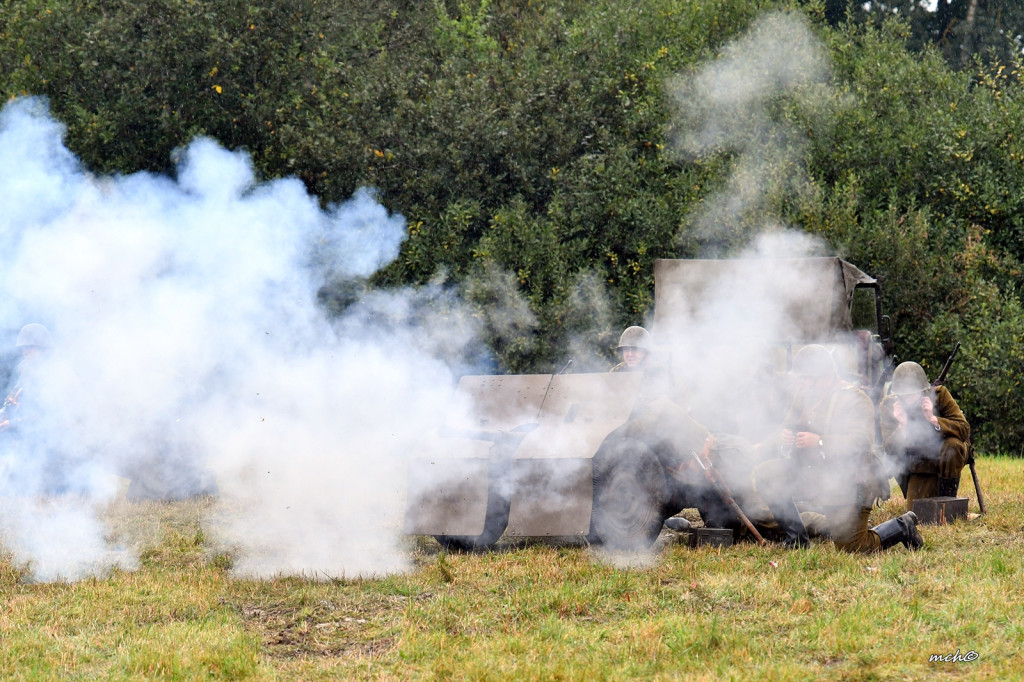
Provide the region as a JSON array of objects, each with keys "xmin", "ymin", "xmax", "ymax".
[
  {"xmin": 0, "ymin": 386, "xmax": 21, "ymax": 430},
  {"xmin": 931, "ymin": 341, "xmax": 986, "ymax": 514},
  {"xmin": 535, "ymin": 358, "xmax": 573, "ymax": 419},
  {"xmin": 933, "ymin": 341, "xmax": 960, "ymax": 387},
  {"xmin": 965, "ymin": 443, "xmax": 986, "ymax": 514},
  {"xmin": 871, "ymin": 353, "xmax": 897, "ymax": 405},
  {"xmin": 689, "ymin": 436, "xmax": 767, "ymax": 545}
]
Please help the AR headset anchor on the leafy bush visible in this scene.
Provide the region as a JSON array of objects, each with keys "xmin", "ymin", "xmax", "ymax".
[{"xmin": 4, "ymin": 1, "xmax": 1024, "ymax": 448}]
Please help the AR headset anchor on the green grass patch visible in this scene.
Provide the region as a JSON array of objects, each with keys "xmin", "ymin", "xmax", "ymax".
[{"xmin": 0, "ymin": 456, "xmax": 1021, "ymax": 679}]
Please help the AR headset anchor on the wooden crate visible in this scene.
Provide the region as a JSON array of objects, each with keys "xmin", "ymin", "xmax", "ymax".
[
  {"xmin": 912, "ymin": 496, "xmax": 969, "ymax": 525},
  {"xmin": 688, "ymin": 528, "xmax": 734, "ymax": 548}
]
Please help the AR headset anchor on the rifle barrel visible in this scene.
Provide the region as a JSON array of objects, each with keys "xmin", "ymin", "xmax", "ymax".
[{"xmin": 934, "ymin": 341, "xmax": 961, "ymax": 386}]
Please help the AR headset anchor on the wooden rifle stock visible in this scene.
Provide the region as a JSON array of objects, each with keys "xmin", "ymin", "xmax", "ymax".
[
  {"xmin": 691, "ymin": 436, "xmax": 767, "ymax": 545},
  {"xmin": 931, "ymin": 342, "xmax": 986, "ymax": 514}
]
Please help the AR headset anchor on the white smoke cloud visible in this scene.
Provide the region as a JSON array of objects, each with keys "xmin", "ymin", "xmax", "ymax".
[
  {"xmin": 668, "ymin": 12, "xmax": 833, "ymax": 252},
  {"xmin": 651, "ymin": 12, "xmax": 886, "ymax": 546},
  {"xmin": 0, "ymin": 10, "xmax": 886, "ymax": 573},
  {"xmin": 659, "ymin": 12, "xmax": 843, "ymax": 435},
  {"xmin": 0, "ymin": 96, "xmax": 474, "ymax": 580}
]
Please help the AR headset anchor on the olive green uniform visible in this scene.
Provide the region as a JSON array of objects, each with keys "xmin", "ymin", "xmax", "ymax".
[
  {"xmin": 754, "ymin": 381, "xmax": 890, "ymax": 553},
  {"xmin": 880, "ymin": 385, "xmax": 970, "ymax": 509}
]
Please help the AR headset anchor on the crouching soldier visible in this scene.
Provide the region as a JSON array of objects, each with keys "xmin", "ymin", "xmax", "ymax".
[
  {"xmin": 880, "ymin": 361, "xmax": 970, "ymax": 509},
  {"xmin": 606, "ymin": 325, "xmax": 765, "ymax": 537},
  {"xmin": 753, "ymin": 345, "xmax": 923, "ymax": 552}
]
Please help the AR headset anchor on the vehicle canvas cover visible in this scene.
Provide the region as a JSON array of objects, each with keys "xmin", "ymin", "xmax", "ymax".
[
  {"xmin": 653, "ymin": 257, "xmax": 876, "ymax": 343},
  {"xmin": 404, "ymin": 372, "xmax": 643, "ymax": 537}
]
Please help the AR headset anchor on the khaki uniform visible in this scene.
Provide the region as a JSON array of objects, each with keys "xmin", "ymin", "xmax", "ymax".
[
  {"xmin": 754, "ymin": 381, "xmax": 890, "ymax": 553},
  {"xmin": 880, "ymin": 385, "xmax": 969, "ymax": 508}
]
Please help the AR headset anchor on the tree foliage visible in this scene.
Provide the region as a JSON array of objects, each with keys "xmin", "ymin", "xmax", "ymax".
[
  {"xmin": 3, "ymin": 0, "xmax": 1024, "ymax": 449},
  {"xmin": 822, "ymin": 0, "xmax": 1024, "ymax": 72}
]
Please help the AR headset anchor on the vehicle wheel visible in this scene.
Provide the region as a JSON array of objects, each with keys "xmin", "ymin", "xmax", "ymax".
[
  {"xmin": 590, "ymin": 437, "xmax": 669, "ymax": 551},
  {"xmin": 433, "ymin": 508, "xmax": 507, "ymax": 551},
  {"xmin": 434, "ymin": 459, "xmax": 511, "ymax": 551}
]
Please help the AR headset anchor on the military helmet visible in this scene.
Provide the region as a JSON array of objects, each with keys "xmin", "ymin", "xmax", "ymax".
[
  {"xmin": 617, "ymin": 326, "xmax": 651, "ymax": 350},
  {"xmin": 891, "ymin": 361, "xmax": 930, "ymax": 396},
  {"xmin": 16, "ymin": 323, "xmax": 53, "ymax": 349},
  {"xmin": 791, "ymin": 344, "xmax": 836, "ymax": 378}
]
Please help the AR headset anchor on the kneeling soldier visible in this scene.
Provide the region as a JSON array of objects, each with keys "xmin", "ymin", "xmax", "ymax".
[
  {"xmin": 880, "ymin": 361, "xmax": 970, "ymax": 509},
  {"xmin": 753, "ymin": 345, "xmax": 922, "ymax": 552}
]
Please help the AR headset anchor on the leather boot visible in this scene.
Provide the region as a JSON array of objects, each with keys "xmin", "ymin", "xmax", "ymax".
[
  {"xmin": 873, "ymin": 511, "xmax": 924, "ymax": 550},
  {"xmin": 937, "ymin": 476, "xmax": 960, "ymax": 497},
  {"xmin": 768, "ymin": 497, "xmax": 809, "ymax": 549}
]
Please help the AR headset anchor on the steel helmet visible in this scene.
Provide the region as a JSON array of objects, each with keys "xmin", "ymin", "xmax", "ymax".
[
  {"xmin": 791, "ymin": 344, "xmax": 836, "ymax": 378},
  {"xmin": 891, "ymin": 361, "xmax": 929, "ymax": 396},
  {"xmin": 16, "ymin": 323, "xmax": 53, "ymax": 349},
  {"xmin": 617, "ymin": 326, "xmax": 651, "ymax": 350}
]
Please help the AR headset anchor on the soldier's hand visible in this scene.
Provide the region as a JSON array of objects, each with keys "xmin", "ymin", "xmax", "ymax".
[
  {"xmin": 793, "ymin": 431, "xmax": 821, "ymax": 449},
  {"xmin": 920, "ymin": 396, "xmax": 940, "ymax": 428},
  {"xmin": 780, "ymin": 429, "xmax": 795, "ymax": 446},
  {"xmin": 892, "ymin": 401, "xmax": 907, "ymax": 427}
]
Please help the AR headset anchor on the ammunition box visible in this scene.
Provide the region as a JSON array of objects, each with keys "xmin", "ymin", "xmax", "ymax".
[
  {"xmin": 912, "ymin": 496, "xmax": 969, "ymax": 525},
  {"xmin": 688, "ymin": 528, "xmax": 734, "ymax": 548}
]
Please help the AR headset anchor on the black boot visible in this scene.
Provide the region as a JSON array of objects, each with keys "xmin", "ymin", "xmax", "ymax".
[
  {"xmin": 873, "ymin": 511, "xmax": 924, "ymax": 550},
  {"xmin": 768, "ymin": 498, "xmax": 809, "ymax": 549},
  {"xmin": 937, "ymin": 476, "xmax": 960, "ymax": 497}
]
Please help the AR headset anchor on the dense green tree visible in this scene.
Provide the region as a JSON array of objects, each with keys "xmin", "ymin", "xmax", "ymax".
[
  {"xmin": 3, "ymin": 0, "xmax": 1024, "ymax": 448},
  {"xmin": 834, "ymin": 0, "xmax": 1024, "ymax": 70}
]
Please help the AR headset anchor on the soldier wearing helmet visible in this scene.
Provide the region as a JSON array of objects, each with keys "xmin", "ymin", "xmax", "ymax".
[
  {"xmin": 607, "ymin": 326, "xmax": 763, "ymax": 537},
  {"xmin": 608, "ymin": 324, "xmax": 691, "ymax": 411},
  {"xmin": 752, "ymin": 344, "xmax": 923, "ymax": 553},
  {"xmin": 15, "ymin": 323, "xmax": 54, "ymax": 353},
  {"xmin": 880, "ymin": 361, "xmax": 970, "ymax": 509},
  {"xmin": 610, "ymin": 325, "xmax": 653, "ymax": 372}
]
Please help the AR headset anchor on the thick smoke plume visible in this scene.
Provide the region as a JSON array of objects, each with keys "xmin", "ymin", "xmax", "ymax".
[
  {"xmin": 668, "ymin": 12, "xmax": 832, "ymax": 254},
  {"xmin": 651, "ymin": 11, "xmax": 877, "ymax": 535},
  {"xmin": 0, "ymin": 96, "xmax": 477, "ymax": 580},
  {"xmin": 659, "ymin": 11, "xmax": 839, "ymax": 419}
]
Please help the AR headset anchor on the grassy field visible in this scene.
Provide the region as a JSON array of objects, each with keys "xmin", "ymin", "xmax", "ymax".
[{"xmin": 1, "ymin": 456, "xmax": 1021, "ymax": 681}]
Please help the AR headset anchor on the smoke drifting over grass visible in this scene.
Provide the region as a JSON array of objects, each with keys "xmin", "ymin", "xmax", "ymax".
[{"xmin": 0, "ymin": 96, "xmax": 477, "ymax": 581}]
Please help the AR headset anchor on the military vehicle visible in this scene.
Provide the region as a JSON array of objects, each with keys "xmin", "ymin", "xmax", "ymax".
[{"xmin": 404, "ymin": 257, "xmax": 894, "ymax": 551}]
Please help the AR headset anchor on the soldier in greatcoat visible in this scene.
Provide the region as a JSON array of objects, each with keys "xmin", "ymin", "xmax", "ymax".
[
  {"xmin": 880, "ymin": 361, "xmax": 970, "ymax": 509},
  {"xmin": 753, "ymin": 344, "xmax": 923, "ymax": 552}
]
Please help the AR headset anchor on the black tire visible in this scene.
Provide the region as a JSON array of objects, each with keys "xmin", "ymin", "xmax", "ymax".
[
  {"xmin": 590, "ymin": 437, "xmax": 669, "ymax": 551},
  {"xmin": 434, "ymin": 458, "xmax": 511, "ymax": 551}
]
